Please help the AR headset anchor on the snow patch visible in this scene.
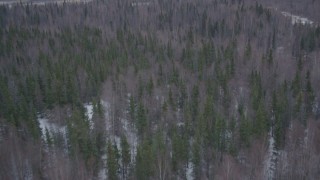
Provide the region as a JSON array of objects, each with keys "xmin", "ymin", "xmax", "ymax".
[
  {"xmin": 99, "ymin": 100, "xmax": 111, "ymax": 180},
  {"xmin": 186, "ymin": 161, "xmax": 194, "ymax": 180},
  {"xmin": 101, "ymin": 100, "xmax": 112, "ymax": 133},
  {"xmin": 99, "ymin": 97, "xmax": 139, "ymax": 179},
  {"xmin": 98, "ymin": 154, "xmax": 108, "ymax": 180},
  {"xmin": 177, "ymin": 122, "xmax": 185, "ymax": 127},
  {"xmin": 264, "ymin": 130, "xmax": 278, "ymax": 180},
  {"xmin": 84, "ymin": 103, "xmax": 94, "ymax": 130},
  {"xmin": 37, "ymin": 114, "xmax": 67, "ymax": 145},
  {"xmin": 121, "ymin": 118, "xmax": 138, "ymax": 160},
  {"xmin": 281, "ymin": 12, "xmax": 315, "ymax": 26}
]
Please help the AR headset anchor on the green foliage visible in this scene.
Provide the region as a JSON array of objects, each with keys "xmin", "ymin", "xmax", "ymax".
[
  {"xmin": 168, "ymin": 88, "xmax": 176, "ymax": 110},
  {"xmin": 107, "ymin": 140, "xmax": 119, "ymax": 180},
  {"xmin": 171, "ymin": 129, "xmax": 189, "ymax": 172},
  {"xmin": 291, "ymin": 70, "xmax": 301, "ymax": 97},
  {"xmin": 272, "ymin": 89, "xmax": 289, "ymax": 149},
  {"xmin": 305, "ymin": 71, "xmax": 315, "ymax": 115},
  {"xmin": 0, "ymin": 1, "xmax": 319, "ymax": 178},
  {"xmin": 254, "ymin": 100, "xmax": 269, "ymax": 136},
  {"xmin": 239, "ymin": 114, "xmax": 252, "ymax": 147},
  {"xmin": 135, "ymin": 140, "xmax": 154, "ymax": 180},
  {"xmin": 45, "ymin": 128, "xmax": 53, "ymax": 146},
  {"xmin": 191, "ymin": 85, "xmax": 199, "ymax": 122},
  {"xmin": 192, "ymin": 140, "xmax": 201, "ymax": 179},
  {"xmin": 120, "ymin": 136, "xmax": 131, "ymax": 173},
  {"xmin": 0, "ymin": 75, "xmax": 15, "ymax": 123},
  {"xmin": 267, "ymin": 49, "xmax": 273, "ymax": 66},
  {"xmin": 146, "ymin": 77, "xmax": 154, "ymax": 96},
  {"xmin": 129, "ymin": 96, "xmax": 135, "ymax": 121},
  {"xmin": 214, "ymin": 114, "xmax": 226, "ymax": 150},
  {"xmin": 67, "ymin": 108, "xmax": 99, "ymax": 165},
  {"xmin": 251, "ymin": 71, "xmax": 263, "ymax": 111},
  {"xmin": 136, "ymin": 102, "xmax": 147, "ymax": 137}
]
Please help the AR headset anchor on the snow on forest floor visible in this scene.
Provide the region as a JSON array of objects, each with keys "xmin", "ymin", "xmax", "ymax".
[
  {"xmin": 98, "ymin": 100, "xmax": 111, "ymax": 180},
  {"xmin": 84, "ymin": 103, "xmax": 94, "ymax": 130},
  {"xmin": 37, "ymin": 102, "xmax": 93, "ymax": 146},
  {"xmin": 98, "ymin": 154, "xmax": 107, "ymax": 180},
  {"xmin": 0, "ymin": 124, "xmax": 4, "ymax": 142},
  {"xmin": 37, "ymin": 114, "xmax": 67, "ymax": 145},
  {"xmin": 99, "ymin": 98, "xmax": 139, "ymax": 180},
  {"xmin": 186, "ymin": 161, "xmax": 194, "ymax": 180},
  {"xmin": 281, "ymin": 11, "xmax": 315, "ymax": 26},
  {"xmin": 264, "ymin": 130, "xmax": 278, "ymax": 180},
  {"xmin": 121, "ymin": 117, "xmax": 138, "ymax": 160}
]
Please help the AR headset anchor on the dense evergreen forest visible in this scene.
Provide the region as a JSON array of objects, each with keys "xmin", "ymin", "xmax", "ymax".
[{"xmin": 0, "ymin": 0, "xmax": 320, "ymax": 179}]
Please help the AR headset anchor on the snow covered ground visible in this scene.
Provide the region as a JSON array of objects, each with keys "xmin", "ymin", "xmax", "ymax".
[
  {"xmin": 98, "ymin": 97, "xmax": 139, "ymax": 180},
  {"xmin": 98, "ymin": 154, "xmax": 107, "ymax": 180},
  {"xmin": 281, "ymin": 12, "xmax": 315, "ymax": 26},
  {"xmin": 121, "ymin": 117, "xmax": 138, "ymax": 160},
  {"xmin": 84, "ymin": 103, "xmax": 94, "ymax": 130},
  {"xmin": 37, "ymin": 114, "xmax": 67, "ymax": 146},
  {"xmin": 186, "ymin": 161, "xmax": 194, "ymax": 180},
  {"xmin": 264, "ymin": 130, "xmax": 278, "ymax": 180}
]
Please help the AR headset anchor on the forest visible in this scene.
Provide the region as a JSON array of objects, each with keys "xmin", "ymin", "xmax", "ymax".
[{"xmin": 0, "ymin": 0, "xmax": 320, "ymax": 179}]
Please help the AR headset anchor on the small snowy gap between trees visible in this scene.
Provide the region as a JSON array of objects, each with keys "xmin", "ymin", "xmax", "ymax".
[
  {"xmin": 37, "ymin": 114, "xmax": 67, "ymax": 146},
  {"xmin": 37, "ymin": 102, "xmax": 93, "ymax": 149}
]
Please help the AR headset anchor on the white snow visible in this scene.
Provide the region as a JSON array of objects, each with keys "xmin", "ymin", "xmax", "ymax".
[
  {"xmin": 101, "ymin": 100, "xmax": 112, "ymax": 133},
  {"xmin": 84, "ymin": 103, "xmax": 94, "ymax": 130},
  {"xmin": 99, "ymin": 100, "xmax": 111, "ymax": 180},
  {"xmin": 281, "ymin": 12, "xmax": 315, "ymax": 26},
  {"xmin": 37, "ymin": 114, "xmax": 67, "ymax": 146},
  {"xmin": 177, "ymin": 122, "xmax": 185, "ymax": 127},
  {"xmin": 100, "ymin": 99, "xmax": 139, "ymax": 180},
  {"xmin": 264, "ymin": 130, "xmax": 278, "ymax": 180},
  {"xmin": 121, "ymin": 117, "xmax": 138, "ymax": 160},
  {"xmin": 24, "ymin": 159, "xmax": 33, "ymax": 180},
  {"xmin": 98, "ymin": 168, "xmax": 107, "ymax": 180},
  {"xmin": 186, "ymin": 161, "xmax": 194, "ymax": 180},
  {"xmin": 98, "ymin": 154, "xmax": 108, "ymax": 180},
  {"xmin": 99, "ymin": 97, "xmax": 139, "ymax": 180}
]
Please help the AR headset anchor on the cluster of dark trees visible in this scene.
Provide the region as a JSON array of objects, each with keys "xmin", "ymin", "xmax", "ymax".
[{"xmin": 0, "ymin": 0, "xmax": 320, "ymax": 179}]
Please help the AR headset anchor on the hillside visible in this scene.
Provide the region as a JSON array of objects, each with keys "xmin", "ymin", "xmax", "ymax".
[{"xmin": 0, "ymin": 0, "xmax": 319, "ymax": 179}]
